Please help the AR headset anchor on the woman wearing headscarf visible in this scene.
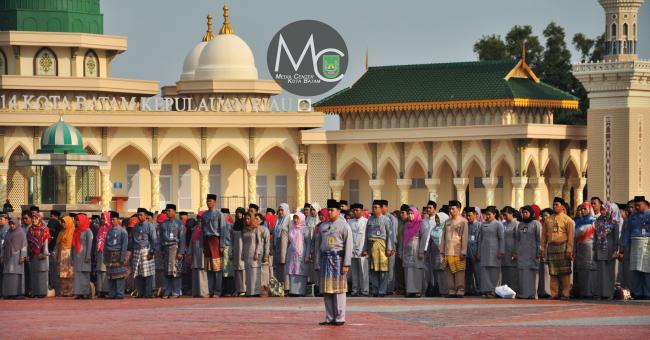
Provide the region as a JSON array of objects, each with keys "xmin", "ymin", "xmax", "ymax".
[
  {"xmin": 56, "ymin": 216, "xmax": 75, "ymax": 297},
  {"xmin": 242, "ymin": 212, "xmax": 263, "ymax": 296},
  {"xmin": 514, "ymin": 206, "xmax": 542, "ymax": 299},
  {"xmin": 574, "ymin": 202, "xmax": 597, "ymax": 298},
  {"xmin": 592, "ymin": 202, "xmax": 621, "ymax": 300},
  {"xmin": 273, "ymin": 203, "xmax": 290, "ymax": 292},
  {"xmin": 401, "ymin": 207, "xmax": 427, "ymax": 297},
  {"xmin": 531, "ymin": 204, "xmax": 550, "ymax": 298},
  {"xmin": 501, "ymin": 206, "xmax": 519, "ymax": 292},
  {"xmin": 26, "ymin": 211, "xmax": 50, "ymax": 298},
  {"xmin": 72, "ymin": 213, "xmax": 94, "ymax": 299},
  {"xmin": 477, "ymin": 206, "xmax": 504, "ymax": 298},
  {"xmin": 231, "ymin": 208, "xmax": 247, "ymax": 296},
  {"xmin": 425, "ymin": 211, "xmax": 449, "ymax": 296},
  {"xmin": 2, "ymin": 218, "xmax": 27, "ymax": 299},
  {"xmin": 188, "ymin": 215, "xmax": 208, "ymax": 298},
  {"xmin": 286, "ymin": 212, "xmax": 312, "ymax": 296},
  {"xmin": 95, "ymin": 212, "xmax": 111, "ymax": 298}
]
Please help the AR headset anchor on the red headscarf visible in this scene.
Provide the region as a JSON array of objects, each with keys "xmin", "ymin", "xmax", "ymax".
[
  {"xmin": 315, "ymin": 208, "xmax": 330, "ymax": 234},
  {"xmin": 157, "ymin": 213, "xmax": 168, "ymax": 224},
  {"xmin": 226, "ymin": 214, "xmax": 234, "ymax": 225},
  {"xmin": 96, "ymin": 211, "xmax": 112, "ymax": 253},
  {"xmin": 128, "ymin": 216, "xmax": 138, "ymax": 228},
  {"xmin": 193, "ymin": 211, "xmax": 206, "ymax": 242},
  {"xmin": 531, "ymin": 204, "xmax": 541, "ymax": 221},
  {"xmin": 265, "ymin": 213, "xmax": 277, "ymax": 231},
  {"xmin": 27, "ymin": 212, "xmax": 51, "ymax": 256},
  {"xmin": 73, "ymin": 213, "xmax": 91, "ymax": 254}
]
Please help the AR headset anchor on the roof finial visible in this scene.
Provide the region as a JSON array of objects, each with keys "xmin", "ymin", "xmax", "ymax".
[
  {"xmin": 202, "ymin": 13, "xmax": 215, "ymax": 42},
  {"xmin": 58, "ymin": 111, "xmax": 64, "ymax": 122},
  {"xmin": 365, "ymin": 48, "xmax": 368, "ymax": 71},
  {"xmin": 219, "ymin": 4, "xmax": 234, "ymax": 35}
]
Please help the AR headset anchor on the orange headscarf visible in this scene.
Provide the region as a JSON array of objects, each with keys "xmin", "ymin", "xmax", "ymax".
[{"xmin": 56, "ymin": 216, "xmax": 75, "ymax": 253}]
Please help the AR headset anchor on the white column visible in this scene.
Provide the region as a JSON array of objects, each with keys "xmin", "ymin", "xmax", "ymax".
[
  {"xmin": 573, "ymin": 177, "xmax": 588, "ymax": 209},
  {"xmin": 527, "ymin": 176, "xmax": 546, "ymax": 206},
  {"xmin": 425, "ymin": 178, "xmax": 440, "ymax": 203},
  {"xmin": 0, "ymin": 164, "xmax": 8, "ymax": 206},
  {"xmin": 453, "ymin": 177, "xmax": 470, "ymax": 208},
  {"xmin": 296, "ymin": 163, "xmax": 308, "ymax": 209},
  {"xmin": 150, "ymin": 164, "xmax": 161, "ymax": 212},
  {"xmin": 511, "ymin": 176, "xmax": 528, "ymax": 208},
  {"xmin": 548, "ymin": 177, "xmax": 566, "ymax": 200},
  {"xmin": 482, "ymin": 177, "xmax": 498, "ymax": 206},
  {"xmin": 396, "ymin": 178, "xmax": 412, "ymax": 204},
  {"xmin": 30, "ymin": 166, "xmax": 41, "ymax": 205},
  {"xmin": 99, "ymin": 165, "xmax": 112, "ymax": 211},
  {"xmin": 329, "ymin": 179, "xmax": 345, "ymax": 201},
  {"xmin": 65, "ymin": 166, "xmax": 78, "ymax": 205},
  {"xmin": 247, "ymin": 163, "xmax": 258, "ymax": 205},
  {"xmin": 369, "ymin": 179, "xmax": 385, "ymax": 201},
  {"xmin": 199, "ymin": 164, "xmax": 211, "ymax": 210}
]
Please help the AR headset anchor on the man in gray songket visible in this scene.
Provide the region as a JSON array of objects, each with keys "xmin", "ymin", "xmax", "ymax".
[
  {"xmin": 348, "ymin": 203, "xmax": 369, "ymax": 296},
  {"xmin": 130, "ymin": 208, "xmax": 158, "ymax": 298},
  {"xmin": 104, "ymin": 211, "xmax": 129, "ymax": 299},
  {"xmin": 316, "ymin": 199, "xmax": 352, "ymax": 326},
  {"xmin": 159, "ymin": 204, "xmax": 186, "ymax": 298},
  {"xmin": 621, "ymin": 196, "xmax": 650, "ymax": 300},
  {"xmin": 363, "ymin": 200, "xmax": 394, "ymax": 297},
  {"xmin": 273, "ymin": 203, "xmax": 290, "ymax": 291},
  {"xmin": 381, "ymin": 200, "xmax": 398, "ymax": 295},
  {"xmin": 202, "ymin": 194, "xmax": 226, "ymax": 298}
]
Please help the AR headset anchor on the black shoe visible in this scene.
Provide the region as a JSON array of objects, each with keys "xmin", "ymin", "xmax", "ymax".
[
  {"xmin": 445, "ymin": 294, "xmax": 455, "ymax": 298},
  {"xmin": 333, "ymin": 322, "xmax": 345, "ymax": 326},
  {"xmin": 378, "ymin": 294, "xmax": 385, "ymax": 298},
  {"xmin": 319, "ymin": 321, "xmax": 332, "ymax": 326}
]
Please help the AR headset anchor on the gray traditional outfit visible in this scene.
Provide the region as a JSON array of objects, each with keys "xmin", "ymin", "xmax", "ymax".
[
  {"xmin": 365, "ymin": 214, "xmax": 393, "ymax": 296},
  {"xmin": 104, "ymin": 226, "xmax": 129, "ymax": 299},
  {"xmin": 501, "ymin": 219, "xmax": 519, "ymax": 292},
  {"xmin": 231, "ymin": 227, "xmax": 246, "ymax": 295},
  {"xmin": 0, "ymin": 222, "xmax": 9, "ymax": 296},
  {"xmin": 272, "ymin": 203, "xmax": 290, "ymax": 291},
  {"xmin": 387, "ymin": 212, "xmax": 399, "ymax": 294},
  {"xmin": 514, "ymin": 217, "xmax": 541, "ymax": 299},
  {"xmin": 260, "ymin": 226, "xmax": 271, "ymax": 294},
  {"xmin": 466, "ymin": 219, "xmax": 481, "ymax": 295},
  {"xmin": 348, "ymin": 215, "xmax": 369, "ymax": 296},
  {"xmin": 593, "ymin": 204, "xmax": 621, "ymax": 299},
  {"xmin": 159, "ymin": 217, "xmax": 186, "ymax": 297},
  {"xmin": 27, "ymin": 226, "xmax": 50, "ymax": 297},
  {"xmin": 306, "ymin": 206, "xmax": 320, "ymax": 287},
  {"xmin": 242, "ymin": 227, "xmax": 263, "ymax": 296},
  {"xmin": 1, "ymin": 223, "xmax": 27, "ymax": 298},
  {"xmin": 477, "ymin": 220, "xmax": 504, "ymax": 294},
  {"xmin": 286, "ymin": 213, "xmax": 312, "ymax": 296},
  {"xmin": 315, "ymin": 211, "xmax": 353, "ymax": 324},
  {"xmin": 129, "ymin": 219, "xmax": 158, "ymax": 298},
  {"xmin": 424, "ymin": 213, "xmax": 448, "ymax": 296},
  {"xmin": 72, "ymin": 228, "xmax": 93, "ymax": 297},
  {"xmin": 202, "ymin": 207, "xmax": 226, "ymax": 297},
  {"xmin": 401, "ymin": 216, "xmax": 428, "ymax": 295},
  {"xmin": 189, "ymin": 223, "xmax": 208, "ymax": 297}
]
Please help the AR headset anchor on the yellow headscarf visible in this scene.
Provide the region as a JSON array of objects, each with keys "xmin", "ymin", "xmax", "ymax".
[{"xmin": 56, "ymin": 216, "xmax": 75, "ymax": 252}]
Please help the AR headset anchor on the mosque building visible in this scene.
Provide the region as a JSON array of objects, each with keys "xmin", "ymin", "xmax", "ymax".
[{"xmin": 0, "ymin": 0, "xmax": 642, "ymax": 214}]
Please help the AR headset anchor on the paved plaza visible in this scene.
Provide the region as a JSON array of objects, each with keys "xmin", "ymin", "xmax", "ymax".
[{"xmin": 1, "ymin": 297, "xmax": 649, "ymax": 339}]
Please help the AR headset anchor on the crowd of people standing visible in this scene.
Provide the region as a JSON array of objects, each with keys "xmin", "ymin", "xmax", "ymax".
[{"xmin": 1, "ymin": 194, "xmax": 649, "ymax": 305}]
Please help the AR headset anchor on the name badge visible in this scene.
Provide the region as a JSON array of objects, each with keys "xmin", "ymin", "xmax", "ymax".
[
  {"xmin": 112, "ymin": 239, "xmax": 117, "ymax": 245},
  {"xmin": 643, "ymin": 228, "xmax": 647, "ymax": 236},
  {"xmin": 523, "ymin": 228, "xmax": 528, "ymax": 233},
  {"xmin": 138, "ymin": 233, "xmax": 143, "ymax": 240},
  {"xmin": 376, "ymin": 229, "xmax": 381, "ymax": 236},
  {"xmin": 553, "ymin": 226, "xmax": 558, "ymax": 233},
  {"xmin": 169, "ymin": 232, "xmax": 174, "ymax": 239},
  {"xmin": 470, "ymin": 235, "xmax": 475, "ymax": 242},
  {"xmin": 328, "ymin": 235, "xmax": 336, "ymax": 247}
]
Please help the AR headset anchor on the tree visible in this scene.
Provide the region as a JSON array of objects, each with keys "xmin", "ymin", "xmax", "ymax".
[
  {"xmin": 473, "ymin": 35, "xmax": 507, "ymax": 60},
  {"xmin": 504, "ymin": 25, "xmax": 544, "ymax": 71},
  {"xmin": 572, "ymin": 33, "xmax": 594, "ymax": 63}
]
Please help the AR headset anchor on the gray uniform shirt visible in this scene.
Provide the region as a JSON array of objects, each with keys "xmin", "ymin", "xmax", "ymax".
[
  {"xmin": 514, "ymin": 220, "xmax": 541, "ymax": 270},
  {"xmin": 349, "ymin": 217, "xmax": 368, "ymax": 258},
  {"xmin": 502, "ymin": 220, "xmax": 518, "ymax": 267},
  {"xmin": 315, "ymin": 216, "xmax": 353, "ymax": 269},
  {"xmin": 365, "ymin": 215, "xmax": 394, "ymax": 252},
  {"xmin": 478, "ymin": 220, "xmax": 505, "ymax": 268},
  {"xmin": 104, "ymin": 227, "xmax": 129, "ymax": 262},
  {"xmin": 72, "ymin": 230, "xmax": 93, "ymax": 273},
  {"xmin": 159, "ymin": 218, "xmax": 186, "ymax": 254}
]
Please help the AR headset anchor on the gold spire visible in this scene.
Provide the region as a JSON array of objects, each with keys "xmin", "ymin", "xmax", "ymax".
[
  {"xmin": 504, "ymin": 40, "xmax": 539, "ymax": 83},
  {"xmin": 365, "ymin": 48, "xmax": 368, "ymax": 71},
  {"xmin": 202, "ymin": 13, "xmax": 215, "ymax": 42},
  {"xmin": 218, "ymin": 4, "xmax": 234, "ymax": 35}
]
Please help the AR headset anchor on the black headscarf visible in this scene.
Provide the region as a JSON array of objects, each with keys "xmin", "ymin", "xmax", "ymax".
[
  {"xmin": 233, "ymin": 207, "xmax": 246, "ymax": 231},
  {"xmin": 521, "ymin": 205, "xmax": 535, "ymax": 223}
]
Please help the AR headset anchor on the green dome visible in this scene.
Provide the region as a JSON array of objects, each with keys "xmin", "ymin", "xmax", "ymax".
[
  {"xmin": 0, "ymin": 0, "xmax": 103, "ymax": 34},
  {"xmin": 38, "ymin": 117, "xmax": 87, "ymax": 154}
]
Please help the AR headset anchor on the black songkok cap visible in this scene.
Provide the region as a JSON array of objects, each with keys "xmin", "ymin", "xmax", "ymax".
[
  {"xmin": 380, "ymin": 200, "xmax": 389, "ymax": 207},
  {"xmin": 249, "ymin": 203, "xmax": 259, "ymax": 211},
  {"xmin": 634, "ymin": 196, "xmax": 646, "ymax": 203},
  {"xmin": 400, "ymin": 204, "xmax": 410, "ymax": 212},
  {"xmin": 372, "ymin": 200, "xmax": 382, "ymax": 206},
  {"xmin": 206, "ymin": 194, "xmax": 217, "ymax": 201},
  {"xmin": 304, "ymin": 203, "xmax": 311, "ymax": 208},
  {"xmin": 350, "ymin": 203, "xmax": 363, "ymax": 210},
  {"xmin": 463, "ymin": 207, "xmax": 475, "ymax": 214},
  {"xmin": 165, "ymin": 204, "xmax": 177, "ymax": 211},
  {"xmin": 448, "ymin": 200, "xmax": 462, "ymax": 208},
  {"xmin": 30, "ymin": 205, "xmax": 40, "ymax": 212},
  {"xmin": 221, "ymin": 208, "xmax": 230, "ymax": 214},
  {"xmin": 553, "ymin": 197, "xmax": 566, "ymax": 205},
  {"xmin": 339, "ymin": 200, "xmax": 348, "ymax": 206},
  {"xmin": 427, "ymin": 200, "xmax": 437, "ymax": 208},
  {"xmin": 266, "ymin": 208, "xmax": 276, "ymax": 214},
  {"xmin": 137, "ymin": 208, "xmax": 148, "ymax": 214},
  {"xmin": 109, "ymin": 211, "xmax": 120, "ymax": 219},
  {"xmin": 327, "ymin": 199, "xmax": 341, "ymax": 210}
]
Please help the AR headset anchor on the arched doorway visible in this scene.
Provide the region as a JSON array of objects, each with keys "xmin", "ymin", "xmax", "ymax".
[
  {"xmin": 209, "ymin": 146, "xmax": 247, "ymax": 210},
  {"xmin": 493, "ymin": 160, "xmax": 513, "ymax": 207},
  {"xmin": 159, "ymin": 146, "xmax": 200, "ymax": 212},
  {"xmin": 379, "ymin": 162, "xmax": 399, "ymax": 208},
  {"xmin": 406, "ymin": 161, "xmax": 428, "ymax": 207},
  {"xmin": 7, "ymin": 146, "xmax": 28, "ymax": 208},
  {"xmin": 340, "ymin": 161, "xmax": 371, "ymax": 206},
  {"xmin": 257, "ymin": 147, "xmax": 296, "ymax": 211},
  {"xmin": 434, "ymin": 160, "xmax": 455, "ymax": 204},
  {"xmin": 524, "ymin": 160, "xmax": 538, "ymax": 206},
  {"xmin": 463, "ymin": 159, "xmax": 484, "ymax": 207},
  {"xmin": 110, "ymin": 145, "xmax": 151, "ymax": 213}
]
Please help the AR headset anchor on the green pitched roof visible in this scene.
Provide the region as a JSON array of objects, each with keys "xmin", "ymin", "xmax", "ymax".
[
  {"xmin": 314, "ymin": 60, "xmax": 578, "ymax": 110},
  {"xmin": 0, "ymin": 0, "xmax": 103, "ymax": 34}
]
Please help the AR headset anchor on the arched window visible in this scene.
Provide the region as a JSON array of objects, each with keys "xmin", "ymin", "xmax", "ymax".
[
  {"xmin": 84, "ymin": 50, "xmax": 99, "ymax": 77},
  {"xmin": 0, "ymin": 49, "xmax": 7, "ymax": 75},
  {"xmin": 623, "ymin": 23, "xmax": 629, "ymax": 36},
  {"xmin": 611, "ymin": 23, "xmax": 617, "ymax": 38},
  {"xmin": 34, "ymin": 47, "xmax": 57, "ymax": 76}
]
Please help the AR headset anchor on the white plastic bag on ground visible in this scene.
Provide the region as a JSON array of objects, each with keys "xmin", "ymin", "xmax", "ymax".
[{"xmin": 495, "ymin": 284, "xmax": 516, "ymax": 299}]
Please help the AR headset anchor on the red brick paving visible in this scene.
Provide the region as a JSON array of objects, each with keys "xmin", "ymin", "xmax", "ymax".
[{"xmin": 0, "ymin": 297, "xmax": 649, "ymax": 339}]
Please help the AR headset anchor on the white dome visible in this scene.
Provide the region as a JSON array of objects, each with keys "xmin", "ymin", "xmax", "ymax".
[
  {"xmin": 181, "ymin": 41, "xmax": 208, "ymax": 81},
  {"xmin": 194, "ymin": 34, "xmax": 258, "ymax": 81}
]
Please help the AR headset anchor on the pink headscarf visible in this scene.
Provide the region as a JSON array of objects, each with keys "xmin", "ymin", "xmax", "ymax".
[
  {"xmin": 96, "ymin": 211, "xmax": 112, "ymax": 252},
  {"xmin": 403, "ymin": 207, "xmax": 424, "ymax": 248},
  {"xmin": 288, "ymin": 212, "xmax": 307, "ymax": 275}
]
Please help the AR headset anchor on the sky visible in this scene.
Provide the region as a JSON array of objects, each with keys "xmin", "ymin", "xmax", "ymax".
[{"xmin": 103, "ymin": 0, "xmax": 650, "ymax": 128}]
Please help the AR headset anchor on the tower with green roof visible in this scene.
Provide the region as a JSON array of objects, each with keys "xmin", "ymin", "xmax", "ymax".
[{"xmin": 0, "ymin": 0, "xmax": 103, "ymax": 34}]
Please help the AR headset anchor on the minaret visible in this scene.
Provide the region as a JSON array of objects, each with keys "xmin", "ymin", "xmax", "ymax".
[
  {"xmin": 599, "ymin": 0, "xmax": 644, "ymax": 61},
  {"xmin": 573, "ymin": 0, "xmax": 649, "ymax": 202}
]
